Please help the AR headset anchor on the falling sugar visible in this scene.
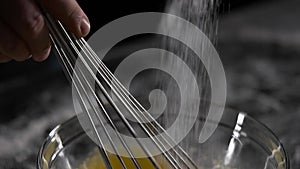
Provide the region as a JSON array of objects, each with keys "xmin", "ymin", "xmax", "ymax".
[
  {"xmin": 158, "ymin": 0, "xmax": 220, "ymax": 137},
  {"xmin": 155, "ymin": 0, "xmax": 221, "ymax": 166}
]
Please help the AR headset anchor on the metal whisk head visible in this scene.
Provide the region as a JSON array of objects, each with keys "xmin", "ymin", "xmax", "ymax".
[{"xmin": 42, "ymin": 10, "xmax": 198, "ymax": 169}]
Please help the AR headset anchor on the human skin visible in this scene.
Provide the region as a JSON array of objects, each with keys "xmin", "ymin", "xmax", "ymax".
[{"xmin": 0, "ymin": 0, "xmax": 90, "ymax": 63}]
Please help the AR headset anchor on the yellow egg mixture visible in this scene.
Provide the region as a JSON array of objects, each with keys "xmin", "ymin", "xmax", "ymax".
[{"xmin": 78, "ymin": 148, "xmax": 172, "ymax": 169}]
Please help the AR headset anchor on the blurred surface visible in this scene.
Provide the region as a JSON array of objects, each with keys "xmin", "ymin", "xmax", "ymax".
[{"xmin": 0, "ymin": 0, "xmax": 299, "ymax": 168}]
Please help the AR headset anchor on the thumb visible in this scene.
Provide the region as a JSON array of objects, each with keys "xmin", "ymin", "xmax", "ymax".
[{"xmin": 38, "ymin": 0, "xmax": 90, "ymax": 37}]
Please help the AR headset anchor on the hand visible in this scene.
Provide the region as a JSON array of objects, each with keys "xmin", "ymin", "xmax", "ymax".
[{"xmin": 0, "ymin": 0, "xmax": 90, "ymax": 63}]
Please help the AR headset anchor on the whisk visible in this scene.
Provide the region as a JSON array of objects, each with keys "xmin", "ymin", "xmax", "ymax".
[{"xmin": 41, "ymin": 9, "xmax": 199, "ymax": 169}]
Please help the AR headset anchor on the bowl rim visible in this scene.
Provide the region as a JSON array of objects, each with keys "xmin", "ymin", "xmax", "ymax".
[{"xmin": 37, "ymin": 110, "xmax": 290, "ymax": 169}]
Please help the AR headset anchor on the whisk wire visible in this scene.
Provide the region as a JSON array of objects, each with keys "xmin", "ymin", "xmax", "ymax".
[
  {"xmin": 74, "ymin": 37, "xmax": 181, "ymax": 169},
  {"xmin": 74, "ymin": 37, "xmax": 198, "ymax": 169},
  {"xmin": 42, "ymin": 9, "xmax": 199, "ymax": 169},
  {"xmin": 74, "ymin": 38, "xmax": 196, "ymax": 168},
  {"xmin": 50, "ymin": 19, "xmax": 151, "ymax": 169},
  {"xmin": 75, "ymin": 37, "xmax": 196, "ymax": 169},
  {"xmin": 45, "ymin": 17, "xmax": 116, "ymax": 169},
  {"xmin": 45, "ymin": 14, "xmax": 159, "ymax": 169}
]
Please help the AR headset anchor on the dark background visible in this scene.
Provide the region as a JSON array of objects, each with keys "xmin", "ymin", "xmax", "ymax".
[{"xmin": 0, "ymin": 0, "xmax": 299, "ymax": 168}]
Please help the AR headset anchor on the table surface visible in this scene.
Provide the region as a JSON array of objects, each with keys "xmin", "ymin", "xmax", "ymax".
[{"xmin": 0, "ymin": 0, "xmax": 299, "ymax": 169}]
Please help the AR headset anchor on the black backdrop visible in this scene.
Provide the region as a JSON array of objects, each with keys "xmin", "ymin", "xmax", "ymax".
[{"xmin": 76, "ymin": 0, "xmax": 275, "ymax": 39}]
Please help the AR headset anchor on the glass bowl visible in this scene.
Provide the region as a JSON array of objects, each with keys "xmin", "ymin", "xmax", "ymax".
[{"xmin": 37, "ymin": 108, "xmax": 289, "ymax": 169}]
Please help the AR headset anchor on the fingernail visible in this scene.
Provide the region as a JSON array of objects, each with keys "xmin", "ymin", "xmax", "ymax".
[
  {"xmin": 34, "ymin": 46, "xmax": 51, "ymax": 62},
  {"xmin": 80, "ymin": 18, "xmax": 90, "ymax": 36},
  {"xmin": 42, "ymin": 46, "xmax": 51, "ymax": 55}
]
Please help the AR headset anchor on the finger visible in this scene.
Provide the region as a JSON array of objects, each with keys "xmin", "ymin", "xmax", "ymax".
[
  {"xmin": 0, "ymin": 0, "xmax": 51, "ymax": 62},
  {"xmin": 0, "ymin": 20, "xmax": 31, "ymax": 61},
  {"xmin": 0, "ymin": 53, "xmax": 12, "ymax": 63},
  {"xmin": 38, "ymin": 0, "xmax": 90, "ymax": 37},
  {"xmin": 32, "ymin": 45, "xmax": 51, "ymax": 62}
]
